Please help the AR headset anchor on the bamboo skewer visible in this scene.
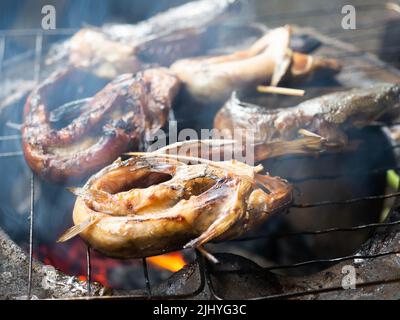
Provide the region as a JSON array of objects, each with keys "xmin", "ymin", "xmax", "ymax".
[{"xmin": 257, "ymin": 85, "xmax": 305, "ymax": 96}]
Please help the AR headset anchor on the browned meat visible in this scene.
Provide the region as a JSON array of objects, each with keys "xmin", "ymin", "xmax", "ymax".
[
  {"xmin": 22, "ymin": 67, "xmax": 180, "ymax": 182},
  {"xmin": 171, "ymin": 25, "xmax": 341, "ymax": 103},
  {"xmin": 58, "ymin": 154, "xmax": 292, "ymax": 258}
]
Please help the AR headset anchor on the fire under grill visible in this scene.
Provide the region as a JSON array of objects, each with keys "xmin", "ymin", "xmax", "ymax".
[{"xmin": 1, "ymin": 1, "xmax": 400, "ymax": 300}]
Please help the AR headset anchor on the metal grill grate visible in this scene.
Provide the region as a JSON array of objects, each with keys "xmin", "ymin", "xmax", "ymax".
[{"xmin": 0, "ymin": 1, "xmax": 399, "ymax": 300}]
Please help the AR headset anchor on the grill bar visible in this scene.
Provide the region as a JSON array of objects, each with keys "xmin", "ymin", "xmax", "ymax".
[
  {"xmin": 27, "ymin": 173, "xmax": 35, "ymax": 298},
  {"xmin": 264, "ymin": 250, "xmax": 400, "ymax": 271},
  {"xmin": 0, "ymin": 134, "xmax": 21, "ymax": 141},
  {"xmin": 231, "ymin": 219, "xmax": 400, "ymax": 242},
  {"xmin": 142, "ymin": 258, "xmax": 152, "ymax": 297},
  {"xmin": 0, "ymin": 36, "xmax": 4, "ymax": 83},
  {"xmin": 5, "ymin": 122, "xmax": 22, "ymax": 131},
  {"xmin": 33, "ymin": 34, "xmax": 43, "ymax": 83},
  {"xmin": 287, "ymin": 165, "xmax": 400, "ymax": 183},
  {"xmin": 252, "ymin": 276, "xmax": 400, "ymax": 300},
  {"xmin": 86, "ymin": 247, "xmax": 91, "ymax": 297},
  {"xmin": 0, "ymin": 28, "xmax": 79, "ymax": 37},
  {"xmin": 27, "ymin": 32, "xmax": 42, "ymax": 300},
  {"xmin": 0, "ymin": 151, "xmax": 23, "ymax": 157},
  {"xmin": 204, "ymin": 262, "xmax": 222, "ymax": 301},
  {"xmin": 292, "ymin": 191, "xmax": 400, "ymax": 208}
]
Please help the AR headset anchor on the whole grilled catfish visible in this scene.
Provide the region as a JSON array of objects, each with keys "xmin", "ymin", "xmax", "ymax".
[
  {"xmin": 214, "ymin": 83, "xmax": 400, "ymax": 160},
  {"xmin": 58, "ymin": 154, "xmax": 292, "ymax": 258}
]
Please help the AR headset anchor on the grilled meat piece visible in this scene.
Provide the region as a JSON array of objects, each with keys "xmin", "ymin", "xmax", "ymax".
[
  {"xmin": 58, "ymin": 155, "xmax": 292, "ymax": 258},
  {"xmin": 214, "ymin": 83, "xmax": 400, "ymax": 160},
  {"xmin": 170, "ymin": 25, "xmax": 341, "ymax": 103},
  {"xmin": 47, "ymin": 0, "xmax": 240, "ymax": 78},
  {"xmin": 22, "ymin": 67, "xmax": 180, "ymax": 182}
]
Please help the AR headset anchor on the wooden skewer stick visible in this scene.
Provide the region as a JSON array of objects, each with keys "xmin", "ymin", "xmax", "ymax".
[
  {"xmin": 257, "ymin": 85, "xmax": 305, "ymax": 96},
  {"xmin": 197, "ymin": 246, "xmax": 220, "ymax": 264}
]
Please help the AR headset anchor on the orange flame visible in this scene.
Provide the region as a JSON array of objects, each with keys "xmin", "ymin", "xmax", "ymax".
[{"xmin": 147, "ymin": 252, "xmax": 186, "ymax": 272}]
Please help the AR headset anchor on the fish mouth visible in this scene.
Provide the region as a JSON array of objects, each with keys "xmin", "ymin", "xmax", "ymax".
[{"xmin": 115, "ymin": 171, "xmax": 173, "ymax": 193}]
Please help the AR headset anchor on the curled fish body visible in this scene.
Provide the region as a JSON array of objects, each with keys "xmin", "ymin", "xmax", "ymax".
[
  {"xmin": 59, "ymin": 155, "xmax": 292, "ymax": 258},
  {"xmin": 22, "ymin": 67, "xmax": 180, "ymax": 182}
]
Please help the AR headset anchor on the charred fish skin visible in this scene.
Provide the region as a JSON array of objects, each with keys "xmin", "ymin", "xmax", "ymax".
[
  {"xmin": 60, "ymin": 156, "xmax": 292, "ymax": 259},
  {"xmin": 22, "ymin": 68, "xmax": 180, "ymax": 182},
  {"xmin": 215, "ymin": 83, "xmax": 400, "ymax": 152},
  {"xmin": 46, "ymin": 0, "xmax": 241, "ymax": 78}
]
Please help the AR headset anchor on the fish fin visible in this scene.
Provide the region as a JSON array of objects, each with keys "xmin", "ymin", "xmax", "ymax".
[
  {"xmin": 298, "ymin": 128, "xmax": 323, "ymax": 138},
  {"xmin": 271, "ymin": 51, "xmax": 292, "ymax": 87},
  {"xmin": 184, "ymin": 182, "xmax": 248, "ymax": 248},
  {"xmin": 183, "ymin": 212, "xmax": 238, "ymax": 249},
  {"xmin": 270, "ymin": 26, "xmax": 292, "ymax": 86},
  {"xmin": 154, "ymin": 139, "xmax": 236, "ymax": 154},
  {"xmin": 254, "ymin": 136, "xmax": 326, "ymax": 160},
  {"xmin": 68, "ymin": 187, "xmax": 110, "ymax": 203},
  {"xmin": 57, "ymin": 217, "xmax": 99, "ymax": 243},
  {"xmin": 113, "ymin": 157, "xmax": 122, "ymax": 164},
  {"xmin": 67, "ymin": 187, "xmax": 85, "ymax": 196}
]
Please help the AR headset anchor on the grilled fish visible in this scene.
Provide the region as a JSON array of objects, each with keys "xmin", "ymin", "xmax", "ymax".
[
  {"xmin": 214, "ymin": 83, "xmax": 400, "ymax": 159},
  {"xmin": 170, "ymin": 25, "xmax": 340, "ymax": 103},
  {"xmin": 46, "ymin": 0, "xmax": 240, "ymax": 78},
  {"xmin": 58, "ymin": 153, "xmax": 292, "ymax": 258},
  {"xmin": 22, "ymin": 67, "xmax": 180, "ymax": 182}
]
